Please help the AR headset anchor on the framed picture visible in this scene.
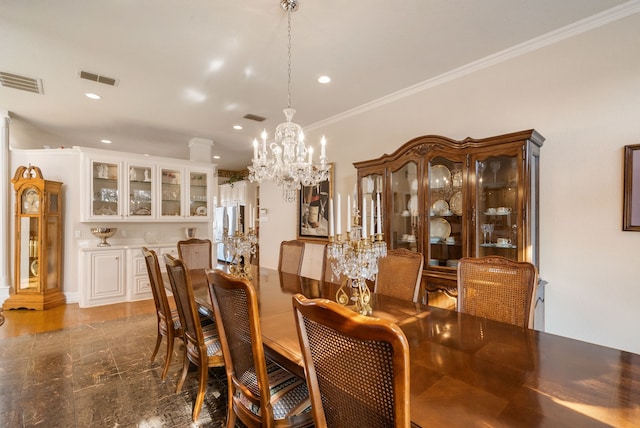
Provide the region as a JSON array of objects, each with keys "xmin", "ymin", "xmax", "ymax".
[
  {"xmin": 623, "ymin": 144, "xmax": 640, "ymax": 231},
  {"xmin": 297, "ymin": 164, "xmax": 334, "ymax": 241}
]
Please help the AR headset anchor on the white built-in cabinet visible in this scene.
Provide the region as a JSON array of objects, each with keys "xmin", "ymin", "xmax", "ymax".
[
  {"xmin": 80, "ymin": 148, "xmax": 215, "ymax": 222},
  {"xmin": 80, "ymin": 248, "xmax": 126, "ymax": 307},
  {"xmin": 219, "ymin": 180, "xmax": 256, "ymax": 206},
  {"xmin": 80, "ymin": 244, "xmax": 178, "ymax": 307}
]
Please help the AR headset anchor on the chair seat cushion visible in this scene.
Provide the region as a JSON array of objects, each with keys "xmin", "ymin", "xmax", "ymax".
[
  {"xmin": 235, "ymin": 360, "xmax": 311, "ymax": 420},
  {"xmin": 186, "ymin": 325, "xmax": 223, "ymax": 358}
]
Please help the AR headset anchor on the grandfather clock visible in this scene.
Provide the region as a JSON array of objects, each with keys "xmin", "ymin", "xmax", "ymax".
[{"xmin": 3, "ymin": 165, "xmax": 65, "ymax": 310}]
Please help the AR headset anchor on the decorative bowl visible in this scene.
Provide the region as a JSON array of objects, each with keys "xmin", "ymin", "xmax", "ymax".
[{"xmin": 90, "ymin": 227, "xmax": 117, "ymax": 247}]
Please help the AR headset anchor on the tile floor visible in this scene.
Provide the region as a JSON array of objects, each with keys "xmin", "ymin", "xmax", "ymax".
[{"xmin": 0, "ymin": 313, "xmax": 243, "ymax": 427}]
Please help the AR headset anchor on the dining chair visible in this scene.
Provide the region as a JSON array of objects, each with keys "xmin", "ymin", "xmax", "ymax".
[
  {"xmin": 142, "ymin": 247, "xmax": 183, "ymax": 381},
  {"xmin": 321, "ymin": 243, "xmax": 345, "ymax": 286},
  {"xmin": 177, "ymin": 238, "xmax": 213, "ymax": 289},
  {"xmin": 278, "ymin": 240, "xmax": 305, "ymax": 275},
  {"xmin": 292, "ymin": 294, "xmax": 411, "ymax": 428},
  {"xmin": 374, "ymin": 248, "xmax": 424, "ymax": 303},
  {"xmin": 164, "ymin": 254, "xmax": 224, "ymax": 422},
  {"xmin": 457, "ymin": 255, "xmax": 537, "ymax": 328},
  {"xmin": 206, "ymin": 269, "xmax": 314, "ymax": 428}
]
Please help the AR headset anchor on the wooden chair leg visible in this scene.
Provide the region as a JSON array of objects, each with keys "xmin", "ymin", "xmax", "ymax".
[
  {"xmin": 151, "ymin": 329, "xmax": 163, "ymax": 362},
  {"xmin": 192, "ymin": 363, "xmax": 208, "ymax": 421},
  {"xmin": 225, "ymin": 384, "xmax": 236, "ymax": 428},
  {"xmin": 161, "ymin": 333, "xmax": 175, "ymax": 381},
  {"xmin": 176, "ymin": 347, "xmax": 190, "ymax": 393}
]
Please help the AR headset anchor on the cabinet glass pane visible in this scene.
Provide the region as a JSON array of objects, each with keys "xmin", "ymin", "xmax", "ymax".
[
  {"xmin": 161, "ymin": 168, "xmax": 182, "ymax": 217},
  {"xmin": 427, "ymin": 157, "xmax": 463, "ymax": 269},
  {"xmin": 389, "ymin": 162, "xmax": 418, "ymax": 251},
  {"xmin": 19, "ymin": 217, "xmax": 39, "ymax": 290},
  {"xmin": 189, "ymin": 171, "xmax": 208, "ymax": 216},
  {"xmin": 92, "ymin": 161, "xmax": 119, "ymax": 216},
  {"xmin": 128, "ymin": 165, "xmax": 153, "ymax": 216},
  {"xmin": 47, "ymin": 216, "xmax": 59, "ymax": 289},
  {"xmin": 476, "ymin": 155, "xmax": 518, "ymax": 258},
  {"xmin": 360, "ymin": 174, "xmax": 383, "ymax": 238}
]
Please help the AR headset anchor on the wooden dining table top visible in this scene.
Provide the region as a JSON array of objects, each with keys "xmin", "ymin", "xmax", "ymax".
[{"xmin": 191, "ymin": 265, "xmax": 640, "ymax": 427}]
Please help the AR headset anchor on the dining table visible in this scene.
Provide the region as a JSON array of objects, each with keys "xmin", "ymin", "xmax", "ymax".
[{"xmin": 191, "ymin": 265, "xmax": 640, "ymax": 427}]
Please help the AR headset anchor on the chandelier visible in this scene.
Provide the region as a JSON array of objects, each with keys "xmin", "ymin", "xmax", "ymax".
[{"xmin": 248, "ymin": 0, "xmax": 330, "ymax": 202}]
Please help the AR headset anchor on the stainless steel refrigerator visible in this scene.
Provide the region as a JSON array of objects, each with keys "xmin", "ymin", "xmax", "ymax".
[{"xmin": 214, "ymin": 204, "xmax": 244, "ymax": 262}]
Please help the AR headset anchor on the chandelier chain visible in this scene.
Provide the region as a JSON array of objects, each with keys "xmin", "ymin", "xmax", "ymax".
[{"xmin": 287, "ymin": 8, "xmax": 292, "ymax": 109}]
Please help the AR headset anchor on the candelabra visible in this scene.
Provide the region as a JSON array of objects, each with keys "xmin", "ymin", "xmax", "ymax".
[
  {"xmin": 326, "ymin": 213, "xmax": 387, "ymax": 316},
  {"xmin": 223, "ymin": 228, "xmax": 258, "ymax": 280}
]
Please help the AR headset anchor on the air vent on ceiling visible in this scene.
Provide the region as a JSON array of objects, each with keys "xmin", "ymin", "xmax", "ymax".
[
  {"xmin": 0, "ymin": 72, "xmax": 43, "ymax": 94},
  {"xmin": 243, "ymin": 113, "xmax": 266, "ymax": 122},
  {"xmin": 79, "ymin": 70, "xmax": 118, "ymax": 86}
]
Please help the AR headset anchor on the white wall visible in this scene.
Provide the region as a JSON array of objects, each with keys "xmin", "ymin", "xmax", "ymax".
[{"xmin": 260, "ymin": 13, "xmax": 640, "ymax": 353}]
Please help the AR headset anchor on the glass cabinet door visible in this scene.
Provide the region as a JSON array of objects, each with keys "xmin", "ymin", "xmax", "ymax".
[
  {"xmin": 427, "ymin": 156, "xmax": 464, "ymax": 269},
  {"xmin": 189, "ymin": 170, "xmax": 209, "ymax": 217},
  {"xmin": 389, "ymin": 161, "xmax": 419, "ymax": 251},
  {"xmin": 475, "ymin": 154, "xmax": 519, "ymax": 259},
  {"xmin": 91, "ymin": 161, "xmax": 120, "ymax": 217},
  {"xmin": 128, "ymin": 164, "xmax": 154, "ymax": 218},
  {"xmin": 161, "ymin": 167, "xmax": 182, "ymax": 217},
  {"xmin": 19, "ymin": 216, "xmax": 39, "ymax": 290}
]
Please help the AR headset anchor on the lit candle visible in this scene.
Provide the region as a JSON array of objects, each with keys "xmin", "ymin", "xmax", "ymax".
[
  {"xmin": 308, "ymin": 146, "xmax": 313, "ymax": 164},
  {"xmin": 321, "ymin": 136, "xmax": 326, "ymax": 159},
  {"xmin": 249, "ymin": 203, "xmax": 253, "ymax": 228},
  {"xmin": 336, "ymin": 193, "xmax": 341, "ymax": 235},
  {"xmin": 376, "ymin": 192, "xmax": 382, "ymax": 234},
  {"xmin": 261, "ymin": 129, "xmax": 267, "ymax": 155},
  {"xmin": 347, "ymin": 195, "xmax": 351, "ymax": 233},
  {"xmin": 362, "ymin": 197, "xmax": 367, "ymax": 239},
  {"xmin": 353, "ymin": 184, "xmax": 358, "ymax": 213},
  {"xmin": 370, "ymin": 200, "xmax": 375, "ymax": 237},
  {"xmin": 329, "ymin": 198, "xmax": 334, "ymax": 236},
  {"xmin": 253, "ymin": 139, "xmax": 258, "ymax": 160}
]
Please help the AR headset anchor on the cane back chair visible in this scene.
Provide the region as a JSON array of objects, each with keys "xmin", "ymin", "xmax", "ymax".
[
  {"xmin": 142, "ymin": 247, "xmax": 182, "ymax": 380},
  {"xmin": 457, "ymin": 256, "xmax": 537, "ymax": 328},
  {"xmin": 206, "ymin": 269, "xmax": 313, "ymax": 428},
  {"xmin": 164, "ymin": 254, "xmax": 224, "ymax": 422},
  {"xmin": 374, "ymin": 248, "xmax": 424, "ymax": 303},
  {"xmin": 292, "ymin": 294, "xmax": 411, "ymax": 428},
  {"xmin": 177, "ymin": 238, "xmax": 213, "ymax": 288},
  {"xmin": 278, "ymin": 240, "xmax": 305, "ymax": 275}
]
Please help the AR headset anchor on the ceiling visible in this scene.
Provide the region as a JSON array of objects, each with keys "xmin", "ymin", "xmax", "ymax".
[{"xmin": 0, "ymin": 0, "xmax": 632, "ymax": 170}]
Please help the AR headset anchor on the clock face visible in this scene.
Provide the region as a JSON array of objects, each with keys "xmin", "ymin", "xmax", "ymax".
[{"xmin": 22, "ymin": 188, "xmax": 40, "ymax": 214}]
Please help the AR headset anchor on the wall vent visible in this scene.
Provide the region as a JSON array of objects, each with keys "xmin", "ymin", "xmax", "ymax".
[
  {"xmin": 79, "ymin": 70, "xmax": 118, "ymax": 86},
  {"xmin": 0, "ymin": 72, "xmax": 43, "ymax": 94},
  {"xmin": 243, "ymin": 113, "xmax": 266, "ymax": 122}
]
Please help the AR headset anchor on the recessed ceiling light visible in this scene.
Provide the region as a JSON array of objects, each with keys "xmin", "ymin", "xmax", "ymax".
[
  {"xmin": 233, "ymin": 125, "xmax": 243, "ymax": 130},
  {"xmin": 213, "ymin": 155, "xmax": 221, "ymax": 160},
  {"xmin": 100, "ymin": 139, "xmax": 112, "ymax": 144},
  {"xmin": 85, "ymin": 92, "xmax": 101, "ymax": 100},
  {"xmin": 318, "ymin": 75, "xmax": 331, "ymax": 84}
]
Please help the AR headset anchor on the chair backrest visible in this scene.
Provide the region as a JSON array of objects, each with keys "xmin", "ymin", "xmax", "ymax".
[
  {"xmin": 457, "ymin": 256, "xmax": 537, "ymax": 328},
  {"xmin": 206, "ymin": 269, "xmax": 280, "ymax": 423},
  {"xmin": 278, "ymin": 240, "xmax": 305, "ymax": 275},
  {"xmin": 142, "ymin": 247, "xmax": 173, "ymax": 325},
  {"xmin": 177, "ymin": 238, "xmax": 213, "ymax": 271},
  {"xmin": 164, "ymin": 254, "xmax": 206, "ymax": 350},
  {"xmin": 374, "ymin": 248, "xmax": 424, "ymax": 303},
  {"xmin": 321, "ymin": 243, "xmax": 344, "ymax": 286},
  {"xmin": 292, "ymin": 294, "xmax": 411, "ymax": 428}
]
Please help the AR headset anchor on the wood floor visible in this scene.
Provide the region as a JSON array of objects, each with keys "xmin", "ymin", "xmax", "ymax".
[{"xmin": 0, "ymin": 299, "xmax": 156, "ymax": 339}]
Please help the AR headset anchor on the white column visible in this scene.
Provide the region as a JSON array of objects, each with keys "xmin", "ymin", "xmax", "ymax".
[{"xmin": 0, "ymin": 111, "xmax": 11, "ymax": 302}]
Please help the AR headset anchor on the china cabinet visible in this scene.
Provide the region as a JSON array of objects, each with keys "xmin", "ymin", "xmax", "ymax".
[
  {"xmin": 4, "ymin": 165, "xmax": 65, "ymax": 310},
  {"xmin": 127, "ymin": 245, "xmax": 178, "ymax": 302},
  {"xmin": 354, "ymin": 130, "xmax": 544, "ymax": 307},
  {"xmin": 80, "ymin": 248, "xmax": 126, "ymax": 307},
  {"xmin": 80, "ymin": 149, "xmax": 214, "ymax": 222}
]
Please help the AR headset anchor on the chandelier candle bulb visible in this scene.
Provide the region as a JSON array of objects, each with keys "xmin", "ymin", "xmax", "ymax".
[
  {"xmin": 336, "ymin": 193, "xmax": 341, "ymax": 235},
  {"xmin": 347, "ymin": 194, "xmax": 351, "ymax": 233},
  {"xmin": 362, "ymin": 197, "xmax": 367, "ymax": 239},
  {"xmin": 308, "ymin": 146, "xmax": 313, "ymax": 163},
  {"xmin": 329, "ymin": 198, "xmax": 334, "ymax": 236},
  {"xmin": 370, "ymin": 200, "xmax": 375, "ymax": 237},
  {"xmin": 253, "ymin": 139, "xmax": 258, "ymax": 160},
  {"xmin": 376, "ymin": 192, "xmax": 382, "ymax": 234}
]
